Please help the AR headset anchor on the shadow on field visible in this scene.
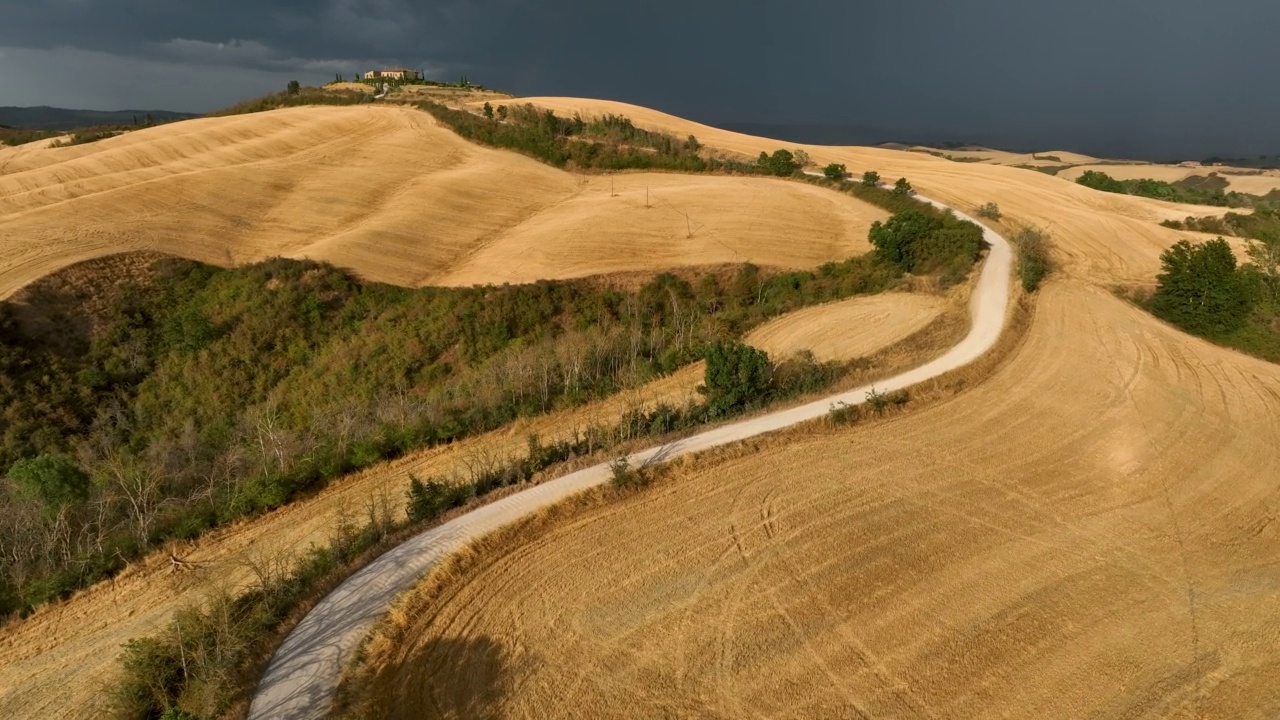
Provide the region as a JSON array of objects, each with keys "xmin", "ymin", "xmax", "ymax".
[{"xmin": 390, "ymin": 635, "xmax": 513, "ymax": 720}]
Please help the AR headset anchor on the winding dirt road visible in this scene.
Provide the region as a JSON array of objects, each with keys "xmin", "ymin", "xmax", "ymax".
[{"xmin": 248, "ymin": 192, "xmax": 1013, "ymax": 720}]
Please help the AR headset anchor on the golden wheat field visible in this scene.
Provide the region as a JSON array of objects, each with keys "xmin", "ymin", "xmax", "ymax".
[
  {"xmin": 744, "ymin": 294, "xmax": 944, "ymax": 363},
  {"xmin": 0, "ymin": 104, "xmax": 887, "ymax": 299},
  {"xmin": 361, "ymin": 279, "xmax": 1280, "ymax": 720},
  {"xmin": 354, "ymin": 100, "xmax": 1280, "ymax": 719},
  {"xmin": 3, "ymin": 95, "xmax": 1277, "ymax": 719}
]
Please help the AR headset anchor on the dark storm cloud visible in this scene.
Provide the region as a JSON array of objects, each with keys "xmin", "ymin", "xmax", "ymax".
[{"xmin": 2, "ymin": 0, "xmax": 1277, "ymax": 157}]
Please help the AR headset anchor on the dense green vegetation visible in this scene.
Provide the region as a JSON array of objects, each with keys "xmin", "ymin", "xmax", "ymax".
[
  {"xmin": 1139, "ymin": 237, "xmax": 1280, "ymax": 362},
  {"xmin": 1161, "ymin": 202, "xmax": 1280, "ymax": 245},
  {"xmin": 1075, "ymin": 169, "xmax": 1250, "ymax": 206},
  {"xmin": 1201, "ymin": 155, "xmax": 1280, "ymax": 170},
  {"xmin": 0, "ymin": 250, "xmax": 915, "ymax": 617},
  {"xmin": 868, "ymin": 209, "xmax": 985, "ymax": 283},
  {"xmin": 415, "ymin": 99, "xmax": 709, "ymax": 172}
]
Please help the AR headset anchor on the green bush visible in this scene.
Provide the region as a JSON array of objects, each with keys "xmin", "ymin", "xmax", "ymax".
[
  {"xmin": 7, "ymin": 453, "xmax": 89, "ymax": 512},
  {"xmin": 862, "ymin": 170, "xmax": 881, "ymax": 187},
  {"xmin": 1150, "ymin": 238, "xmax": 1253, "ymax": 336},
  {"xmin": 699, "ymin": 341, "xmax": 773, "ymax": 416},
  {"xmin": 757, "ymin": 149, "xmax": 799, "ymax": 177},
  {"xmin": 868, "ymin": 209, "xmax": 983, "ymax": 277},
  {"xmin": 893, "ymin": 177, "xmax": 913, "ymax": 195},
  {"xmin": 822, "ymin": 163, "xmax": 848, "ymax": 181}
]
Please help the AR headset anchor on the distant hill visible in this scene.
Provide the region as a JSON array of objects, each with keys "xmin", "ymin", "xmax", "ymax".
[{"xmin": 0, "ymin": 106, "xmax": 198, "ymax": 131}]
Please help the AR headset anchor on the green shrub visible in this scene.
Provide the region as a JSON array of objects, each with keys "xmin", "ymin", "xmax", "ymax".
[
  {"xmin": 868, "ymin": 209, "xmax": 983, "ymax": 277},
  {"xmin": 893, "ymin": 177, "xmax": 913, "ymax": 195},
  {"xmin": 757, "ymin": 149, "xmax": 799, "ymax": 177},
  {"xmin": 699, "ymin": 341, "xmax": 773, "ymax": 416},
  {"xmin": 822, "ymin": 163, "xmax": 848, "ymax": 181},
  {"xmin": 1014, "ymin": 226, "xmax": 1053, "ymax": 292},
  {"xmin": 7, "ymin": 453, "xmax": 89, "ymax": 512},
  {"xmin": 1150, "ymin": 238, "xmax": 1253, "ymax": 336},
  {"xmin": 862, "ymin": 170, "xmax": 881, "ymax": 187},
  {"xmin": 976, "ymin": 202, "xmax": 1002, "ymax": 220}
]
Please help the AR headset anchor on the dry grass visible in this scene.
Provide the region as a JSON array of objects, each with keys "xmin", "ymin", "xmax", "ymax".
[
  {"xmin": 745, "ymin": 293, "xmax": 945, "ymax": 363},
  {"xmin": 0, "ymin": 104, "xmax": 887, "ymax": 299},
  {"xmin": 341, "ymin": 100, "xmax": 1280, "ymax": 720},
  {"xmin": 520, "ymin": 98, "xmax": 1238, "ymax": 286},
  {"xmin": 348, "ymin": 281, "xmax": 1280, "ymax": 720}
]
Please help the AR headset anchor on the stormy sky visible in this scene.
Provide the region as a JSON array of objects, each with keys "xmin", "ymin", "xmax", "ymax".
[{"xmin": 2, "ymin": 0, "xmax": 1277, "ymax": 158}]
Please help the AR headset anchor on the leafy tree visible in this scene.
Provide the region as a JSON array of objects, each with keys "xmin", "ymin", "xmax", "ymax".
[
  {"xmin": 893, "ymin": 177, "xmax": 913, "ymax": 195},
  {"xmin": 496, "ymin": 104, "xmax": 508, "ymax": 121},
  {"xmin": 482, "ymin": 102, "xmax": 494, "ymax": 119},
  {"xmin": 822, "ymin": 163, "xmax": 848, "ymax": 181},
  {"xmin": 868, "ymin": 209, "xmax": 983, "ymax": 275},
  {"xmin": 406, "ymin": 474, "xmax": 456, "ymax": 521},
  {"xmin": 792, "ymin": 149, "xmax": 812, "ymax": 168},
  {"xmin": 862, "ymin": 170, "xmax": 881, "ymax": 187},
  {"xmin": 757, "ymin": 149, "xmax": 798, "ymax": 177},
  {"xmin": 7, "ymin": 454, "xmax": 89, "ymax": 513},
  {"xmin": 976, "ymin": 202, "xmax": 1002, "ymax": 220},
  {"xmin": 1150, "ymin": 238, "xmax": 1253, "ymax": 336},
  {"xmin": 286, "ymin": 80, "xmax": 301, "ymax": 95},
  {"xmin": 869, "ymin": 209, "xmax": 942, "ymax": 270},
  {"xmin": 699, "ymin": 342, "xmax": 772, "ymax": 416},
  {"xmin": 685, "ymin": 134, "xmax": 701, "ymax": 152}
]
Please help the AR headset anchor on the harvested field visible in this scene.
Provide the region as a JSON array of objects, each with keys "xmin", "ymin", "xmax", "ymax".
[
  {"xmin": 521, "ymin": 98, "xmax": 1237, "ymax": 285},
  {"xmin": 360, "ymin": 281, "xmax": 1280, "ymax": 720},
  {"xmin": 347, "ymin": 99, "xmax": 1280, "ymax": 720},
  {"xmin": 0, "ymin": 104, "xmax": 887, "ymax": 299},
  {"xmin": 744, "ymin": 294, "xmax": 945, "ymax": 362}
]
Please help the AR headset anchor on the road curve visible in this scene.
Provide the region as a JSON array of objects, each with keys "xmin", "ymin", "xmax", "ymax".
[{"xmin": 248, "ymin": 191, "xmax": 1013, "ymax": 720}]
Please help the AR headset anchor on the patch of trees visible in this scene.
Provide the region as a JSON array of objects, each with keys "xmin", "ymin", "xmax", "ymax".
[
  {"xmin": 868, "ymin": 208, "xmax": 985, "ymax": 283},
  {"xmin": 1075, "ymin": 169, "xmax": 1251, "ymax": 207},
  {"xmin": 756, "ymin": 149, "xmax": 800, "ymax": 176},
  {"xmin": 0, "ymin": 252, "xmax": 905, "ymax": 616},
  {"xmin": 415, "ymin": 100, "xmax": 708, "ymax": 172},
  {"xmin": 210, "ymin": 87, "xmax": 374, "ymax": 117},
  {"xmin": 1150, "ymin": 238, "xmax": 1254, "ymax": 335},
  {"xmin": 1161, "ymin": 204, "xmax": 1280, "ymax": 246}
]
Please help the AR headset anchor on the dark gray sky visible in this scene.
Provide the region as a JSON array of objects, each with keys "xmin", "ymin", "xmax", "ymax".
[{"xmin": 2, "ymin": 0, "xmax": 1277, "ymax": 158}]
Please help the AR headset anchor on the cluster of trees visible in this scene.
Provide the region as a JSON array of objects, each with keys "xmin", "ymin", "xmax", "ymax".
[
  {"xmin": 1143, "ymin": 234, "xmax": 1280, "ymax": 361},
  {"xmin": 1075, "ymin": 169, "xmax": 1250, "ymax": 207},
  {"xmin": 0, "ymin": 252, "xmax": 906, "ymax": 616},
  {"xmin": 868, "ymin": 208, "xmax": 985, "ymax": 282},
  {"xmin": 416, "ymin": 101, "xmax": 708, "ymax": 172},
  {"xmin": 1162, "ymin": 204, "xmax": 1280, "ymax": 245},
  {"xmin": 211, "ymin": 86, "xmax": 374, "ymax": 117},
  {"xmin": 1150, "ymin": 239, "xmax": 1255, "ymax": 335}
]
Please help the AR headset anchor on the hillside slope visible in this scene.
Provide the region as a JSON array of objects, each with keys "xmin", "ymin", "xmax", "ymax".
[
  {"xmin": 0, "ymin": 105, "xmax": 886, "ymax": 298},
  {"xmin": 361, "ymin": 98, "xmax": 1280, "ymax": 720}
]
